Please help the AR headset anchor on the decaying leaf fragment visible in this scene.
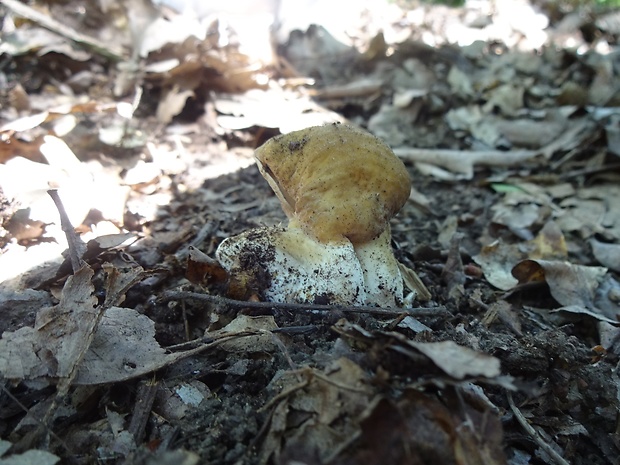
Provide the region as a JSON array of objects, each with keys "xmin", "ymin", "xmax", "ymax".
[
  {"xmin": 409, "ymin": 340, "xmax": 501, "ymax": 379},
  {"xmin": 259, "ymin": 319, "xmax": 510, "ymax": 464},
  {"xmin": 0, "ymin": 261, "xmax": 174, "ymax": 385},
  {"xmin": 332, "ymin": 319, "xmax": 512, "ymax": 386},
  {"xmin": 209, "ymin": 314, "xmax": 279, "ymax": 353},
  {"xmin": 473, "ymin": 221, "xmax": 568, "ymax": 291},
  {"xmin": 345, "ymin": 389, "xmax": 507, "ymax": 465},
  {"xmin": 0, "ymin": 266, "xmax": 99, "ymax": 382},
  {"xmin": 512, "ymin": 258, "xmax": 617, "ymax": 324},
  {"xmin": 216, "ymin": 123, "xmax": 415, "ymax": 307},
  {"xmin": 260, "ymin": 357, "xmax": 372, "ymax": 464}
]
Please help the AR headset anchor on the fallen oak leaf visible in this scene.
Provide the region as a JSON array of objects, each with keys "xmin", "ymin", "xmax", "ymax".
[
  {"xmin": 0, "ymin": 263, "xmax": 103, "ymax": 447},
  {"xmin": 0, "ymin": 303, "xmax": 267, "ymax": 385},
  {"xmin": 74, "ymin": 306, "xmax": 174, "ymax": 384},
  {"xmin": 207, "ymin": 314, "xmax": 279, "ymax": 353},
  {"xmin": 260, "ymin": 357, "xmax": 372, "ymax": 464},
  {"xmin": 334, "ymin": 320, "xmax": 507, "ymax": 383},
  {"xmin": 551, "ymin": 305, "xmax": 619, "ymax": 326}
]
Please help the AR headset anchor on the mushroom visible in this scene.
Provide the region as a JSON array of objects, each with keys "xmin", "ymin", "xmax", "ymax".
[{"xmin": 216, "ymin": 123, "xmax": 412, "ymax": 307}]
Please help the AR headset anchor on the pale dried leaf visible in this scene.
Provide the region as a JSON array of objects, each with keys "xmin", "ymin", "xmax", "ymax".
[
  {"xmin": 75, "ymin": 306, "xmax": 174, "ymax": 384},
  {"xmin": 590, "ymin": 239, "xmax": 620, "ymax": 272},
  {"xmin": 410, "ymin": 340, "xmax": 501, "ymax": 379},
  {"xmin": 512, "ymin": 259, "xmax": 608, "ymax": 310},
  {"xmin": 210, "ymin": 314, "xmax": 279, "ymax": 353},
  {"xmin": 33, "ymin": 266, "xmax": 99, "ymax": 379}
]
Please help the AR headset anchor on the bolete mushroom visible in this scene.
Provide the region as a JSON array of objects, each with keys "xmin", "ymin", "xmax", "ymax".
[{"xmin": 216, "ymin": 123, "xmax": 412, "ymax": 307}]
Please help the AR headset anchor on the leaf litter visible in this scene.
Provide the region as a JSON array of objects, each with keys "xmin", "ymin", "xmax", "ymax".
[{"xmin": 0, "ymin": 0, "xmax": 619, "ymax": 464}]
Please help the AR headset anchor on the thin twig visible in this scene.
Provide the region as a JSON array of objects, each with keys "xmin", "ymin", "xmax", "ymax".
[
  {"xmin": 257, "ymin": 378, "xmax": 310, "ymax": 413},
  {"xmin": 127, "ymin": 379, "xmax": 159, "ymax": 443},
  {"xmin": 507, "ymin": 392, "xmax": 571, "ymax": 465},
  {"xmin": 0, "ymin": 383, "xmax": 73, "ymax": 455},
  {"xmin": 160, "ymin": 290, "xmax": 448, "ymax": 317},
  {"xmin": 47, "ymin": 189, "xmax": 86, "ymax": 273},
  {"xmin": 559, "ymin": 162, "xmax": 620, "ymax": 181},
  {"xmin": 270, "ymin": 332, "xmax": 299, "ymax": 376}
]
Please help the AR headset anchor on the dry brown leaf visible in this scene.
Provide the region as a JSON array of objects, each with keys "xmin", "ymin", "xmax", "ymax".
[
  {"xmin": 491, "ymin": 201, "xmax": 547, "ymax": 240},
  {"xmin": 186, "ymin": 245, "xmax": 229, "ymax": 286},
  {"xmin": 0, "ymin": 445, "xmax": 60, "ymax": 465},
  {"xmin": 528, "ymin": 221, "xmax": 568, "ymax": 260},
  {"xmin": 512, "ymin": 259, "xmax": 607, "ymax": 308},
  {"xmin": 481, "ymin": 300, "xmax": 523, "ymax": 336},
  {"xmin": 101, "ymin": 260, "xmax": 144, "ymax": 307},
  {"xmin": 343, "ymin": 390, "xmax": 506, "ymax": 465},
  {"xmin": 0, "ymin": 261, "xmax": 186, "ymax": 385},
  {"xmin": 342, "ymin": 320, "xmax": 507, "ymax": 382},
  {"xmin": 556, "ymin": 184, "xmax": 620, "ymax": 242},
  {"xmin": 473, "ymin": 221, "xmax": 567, "ymax": 290},
  {"xmin": 261, "ymin": 357, "xmax": 372, "ymax": 464},
  {"xmin": 398, "ymin": 262, "xmax": 432, "ymax": 302},
  {"xmin": 0, "ymin": 266, "xmax": 99, "ymax": 383},
  {"xmin": 34, "ymin": 266, "xmax": 99, "ymax": 384},
  {"xmin": 511, "ymin": 259, "xmax": 617, "ymax": 324}
]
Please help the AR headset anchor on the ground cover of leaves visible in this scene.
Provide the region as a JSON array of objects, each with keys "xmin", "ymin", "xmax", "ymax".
[{"xmin": 0, "ymin": 1, "xmax": 619, "ymax": 464}]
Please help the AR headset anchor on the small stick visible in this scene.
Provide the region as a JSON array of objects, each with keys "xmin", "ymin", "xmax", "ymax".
[
  {"xmin": 48, "ymin": 189, "xmax": 85, "ymax": 273},
  {"xmin": 507, "ymin": 392, "xmax": 570, "ymax": 465},
  {"xmin": 0, "ymin": 383, "xmax": 73, "ymax": 455},
  {"xmin": 160, "ymin": 290, "xmax": 448, "ymax": 317},
  {"xmin": 127, "ymin": 379, "xmax": 159, "ymax": 443}
]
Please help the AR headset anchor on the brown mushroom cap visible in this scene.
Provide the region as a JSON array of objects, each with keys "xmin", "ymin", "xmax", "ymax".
[{"xmin": 255, "ymin": 123, "xmax": 411, "ymax": 245}]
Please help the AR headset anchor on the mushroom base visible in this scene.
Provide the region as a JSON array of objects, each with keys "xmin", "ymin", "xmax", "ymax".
[{"xmin": 215, "ymin": 226, "xmax": 405, "ymax": 307}]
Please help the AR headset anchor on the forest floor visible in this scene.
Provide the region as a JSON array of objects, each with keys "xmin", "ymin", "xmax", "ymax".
[{"xmin": 0, "ymin": 0, "xmax": 619, "ymax": 464}]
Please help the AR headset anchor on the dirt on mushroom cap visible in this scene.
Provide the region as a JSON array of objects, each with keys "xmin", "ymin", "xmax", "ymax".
[{"xmin": 255, "ymin": 123, "xmax": 412, "ymax": 245}]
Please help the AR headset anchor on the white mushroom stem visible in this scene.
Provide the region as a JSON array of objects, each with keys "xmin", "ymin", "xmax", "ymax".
[
  {"xmin": 216, "ymin": 226, "xmax": 364, "ymax": 305},
  {"xmin": 353, "ymin": 227, "xmax": 404, "ymax": 307},
  {"xmin": 215, "ymin": 224, "xmax": 405, "ymax": 307}
]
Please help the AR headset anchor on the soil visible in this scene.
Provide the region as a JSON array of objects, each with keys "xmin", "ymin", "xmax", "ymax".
[{"xmin": 136, "ymin": 163, "xmax": 617, "ymax": 465}]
